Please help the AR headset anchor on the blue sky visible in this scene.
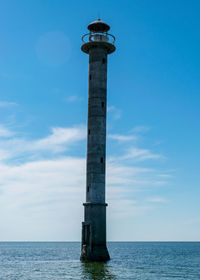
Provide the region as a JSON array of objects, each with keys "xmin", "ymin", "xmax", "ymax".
[{"xmin": 0, "ymin": 0, "xmax": 200, "ymax": 241}]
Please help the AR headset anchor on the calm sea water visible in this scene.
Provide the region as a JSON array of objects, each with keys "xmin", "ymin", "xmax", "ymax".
[{"xmin": 0, "ymin": 242, "xmax": 199, "ymax": 279}]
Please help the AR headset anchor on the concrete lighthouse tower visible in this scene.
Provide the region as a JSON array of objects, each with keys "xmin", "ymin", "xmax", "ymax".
[{"xmin": 80, "ymin": 19, "xmax": 116, "ymax": 261}]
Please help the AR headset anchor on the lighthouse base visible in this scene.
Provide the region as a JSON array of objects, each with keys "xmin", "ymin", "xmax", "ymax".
[
  {"xmin": 81, "ymin": 204, "xmax": 110, "ymax": 261},
  {"xmin": 80, "ymin": 244, "xmax": 110, "ymax": 262}
]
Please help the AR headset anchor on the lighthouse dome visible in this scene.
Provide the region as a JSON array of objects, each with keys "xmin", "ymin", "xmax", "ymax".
[{"xmin": 88, "ymin": 19, "xmax": 110, "ymax": 33}]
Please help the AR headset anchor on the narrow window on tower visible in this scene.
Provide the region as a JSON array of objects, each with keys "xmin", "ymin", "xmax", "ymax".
[
  {"xmin": 88, "ymin": 129, "xmax": 90, "ymax": 135},
  {"xmin": 101, "ymin": 102, "xmax": 105, "ymax": 108},
  {"xmin": 89, "ymin": 74, "xmax": 92, "ymax": 80},
  {"xmin": 102, "ymin": 58, "xmax": 106, "ymax": 64},
  {"xmin": 87, "ymin": 185, "xmax": 90, "ymax": 192},
  {"xmin": 100, "ymin": 157, "xmax": 103, "ymax": 163}
]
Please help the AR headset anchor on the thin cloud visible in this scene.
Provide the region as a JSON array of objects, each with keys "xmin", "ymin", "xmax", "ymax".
[
  {"xmin": 132, "ymin": 126, "xmax": 151, "ymax": 133},
  {"xmin": 0, "ymin": 122, "xmax": 169, "ymax": 240},
  {"xmin": 107, "ymin": 105, "xmax": 121, "ymax": 120},
  {"xmin": 34, "ymin": 126, "xmax": 86, "ymax": 152},
  {"xmin": 146, "ymin": 197, "xmax": 167, "ymax": 203},
  {"xmin": 108, "ymin": 134, "xmax": 137, "ymax": 142},
  {"xmin": 65, "ymin": 95, "xmax": 82, "ymax": 102},
  {"xmin": 0, "ymin": 125, "xmax": 14, "ymax": 137},
  {"xmin": 157, "ymin": 174, "xmax": 173, "ymax": 178},
  {"xmin": 0, "ymin": 155, "xmax": 167, "ymax": 240},
  {"xmin": 0, "ymin": 125, "xmax": 86, "ymax": 160},
  {"xmin": 122, "ymin": 147, "xmax": 163, "ymax": 161},
  {"xmin": 0, "ymin": 101, "xmax": 18, "ymax": 107}
]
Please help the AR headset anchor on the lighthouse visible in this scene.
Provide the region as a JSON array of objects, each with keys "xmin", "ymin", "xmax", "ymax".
[{"xmin": 80, "ymin": 19, "xmax": 116, "ymax": 261}]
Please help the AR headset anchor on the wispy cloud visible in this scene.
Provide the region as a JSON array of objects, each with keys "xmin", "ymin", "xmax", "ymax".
[
  {"xmin": 0, "ymin": 101, "xmax": 18, "ymax": 107},
  {"xmin": 0, "ymin": 157, "xmax": 85, "ymax": 240},
  {"xmin": 146, "ymin": 197, "xmax": 167, "ymax": 203},
  {"xmin": 108, "ymin": 133, "xmax": 137, "ymax": 142},
  {"xmin": 122, "ymin": 147, "xmax": 163, "ymax": 161},
  {"xmin": 157, "ymin": 174, "xmax": 173, "ymax": 178},
  {"xmin": 132, "ymin": 126, "xmax": 151, "ymax": 133},
  {"xmin": 107, "ymin": 105, "xmax": 121, "ymax": 120},
  {"xmin": 0, "ymin": 125, "xmax": 14, "ymax": 137},
  {"xmin": 0, "ymin": 125, "xmax": 86, "ymax": 161},
  {"xmin": 0, "ymin": 122, "xmax": 169, "ymax": 240},
  {"xmin": 108, "ymin": 199, "xmax": 148, "ymax": 219},
  {"xmin": 65, "ymin": 95, "xmax": 82, "ymax": 102},
  {"xmin": 34, "ymin": 126, "xmax": 86, "ymax": 152},
  {"xmin": 0, "ymin": 155, "xmax": 166, "ymax": 240}
]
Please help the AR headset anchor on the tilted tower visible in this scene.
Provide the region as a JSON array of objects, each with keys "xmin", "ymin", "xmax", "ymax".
[{"xmin": 80, "ymin": 19, "xmax": 116, "ymax": 261}]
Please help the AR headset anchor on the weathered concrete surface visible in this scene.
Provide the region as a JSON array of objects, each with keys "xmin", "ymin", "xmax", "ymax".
[
  {"xmin": 81, "ymin": 203, "xmax": 110, "ymax": 261},
  {"xmin": 81, "ymin": 22, "xmax": 115, "ymax": 262}
]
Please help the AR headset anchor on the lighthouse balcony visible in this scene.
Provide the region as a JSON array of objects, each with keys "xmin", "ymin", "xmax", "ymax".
[
  {"xmin": 81, "ymin": 33, "xmax": 116, "ymax": 54},
  {"xmin": 82, "ymin": 32, "xmax": 115, "ymax": 44}
]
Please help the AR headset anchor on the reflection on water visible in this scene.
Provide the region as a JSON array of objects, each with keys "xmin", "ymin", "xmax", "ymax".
[{"xmin": 81, "ymin": 261, "xmax": 116, "ymax": 280}]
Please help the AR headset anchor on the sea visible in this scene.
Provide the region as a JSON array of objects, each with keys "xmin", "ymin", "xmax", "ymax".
[{"xmin": 0, "ymin": 242, "xmax": 199, "ymax": 279}]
